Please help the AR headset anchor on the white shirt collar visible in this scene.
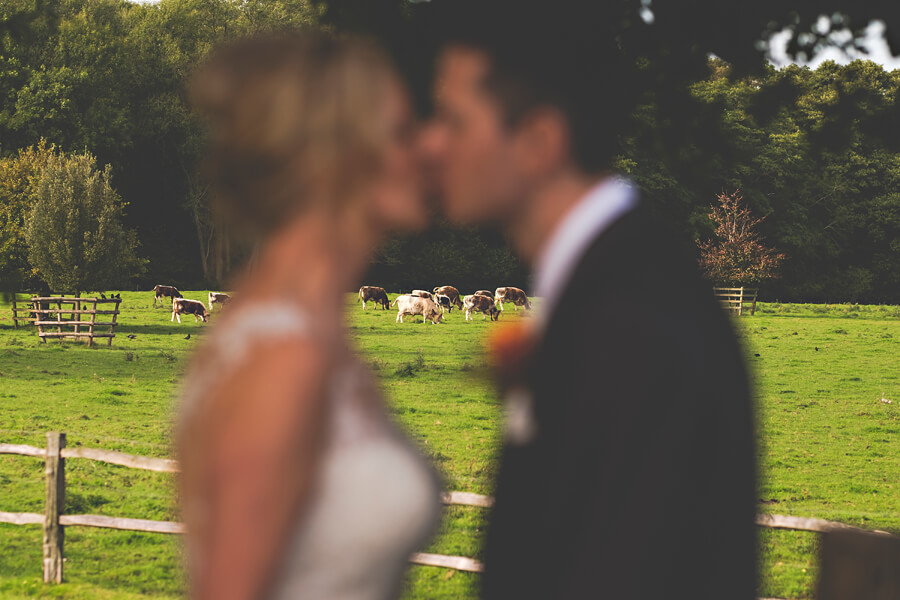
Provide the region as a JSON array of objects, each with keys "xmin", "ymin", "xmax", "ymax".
[{"xmin": 531, "ymin": 176, "xmax": 637, "ymax": 331}]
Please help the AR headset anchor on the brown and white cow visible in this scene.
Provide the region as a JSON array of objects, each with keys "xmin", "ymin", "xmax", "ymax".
[
  {"xmin": 392, "ymin": 294, "xmax": 443, "ymax": 324},
  {"xmin": 463, "ymin": 294, "xmax": 500, "ymax": 321},
  {"xmin": 410, "ymin": 289, "xmax": 433, "ymax": 300},
  {"xmin": 172, "ymin": 298, "xmax": 209, "ymax": 323},
  {"xmin": 433, "ymin": 286, "xmax": 463, "ymax": 310},
  {"xmin": 208, "ymin": 292, "xmax": 231, "ymax": 310},
  {"xmin": 474, "ymin": 290, "xmax": 493, "ymax": 299},
  {"xmin": 359, "ymin": 286, "xmax": 390, "ymax": 310},
  {"xmin": 495, "ymin": 286, "xmax": 532, "ymax": 311},
  {"xmin": 153, "ymin": 284, "xmax": 182, "ymax": 305}
]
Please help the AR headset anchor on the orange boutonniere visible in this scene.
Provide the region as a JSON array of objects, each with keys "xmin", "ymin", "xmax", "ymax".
[{"xmin": 485, "ymin": 320, "xmax": 537, "ymax": 388}]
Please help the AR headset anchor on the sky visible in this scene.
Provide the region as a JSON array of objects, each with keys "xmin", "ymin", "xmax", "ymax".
[
  {"xmin": 767, "ymin": 20, "xmax": 900, "ymax": 70},
  {"xmin": 125, "ymin": 1, "xmax": 900, "ymax": 70}
]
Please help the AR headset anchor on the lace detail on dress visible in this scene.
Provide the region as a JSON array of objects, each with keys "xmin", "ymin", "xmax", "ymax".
[
  {"xmin": 179, "ymin": 301, "xmax": 313, "ymax": 421},
  {"xmin": 215, "ymin": 302, "xmax": 312, "ymax": 366}
]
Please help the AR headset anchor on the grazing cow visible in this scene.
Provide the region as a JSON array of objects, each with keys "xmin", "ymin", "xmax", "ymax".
[
  {"xmin": 392, "ymin": 294, "xmax": 443, "ymax": 324},
  {"xmin": 359, "ymin": 286, "xmax": 390, "ymax": 310},
  {"xmin": 494, "ymin": 286, "xmax": 532, "ymax": 311},
  {"xmin": 172, "ymin": 298, "xmax": 209, "ymax": 323},
  {"xmin": 153, "ymin": 284, "xmax": 182, "ymax": 305},
  {"xmin": 434, "ymin": 294, "xmax": 453, "ymax": 313},
  {"xmin": 208, "ymin": 292, "xmax": 232, "ymax": 310},
  {"xmin": 410, "ymin": 289, "xmax": 433, "ymax": 300},
  {"xmin": 433, "ymin": 286, "xmax": 463, "ymax": 310},
  {"xmin": 463, "ymin": 294, "xmax": 500, "ymax": 321}
]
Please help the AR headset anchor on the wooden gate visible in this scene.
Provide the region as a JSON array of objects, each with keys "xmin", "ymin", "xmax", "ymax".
[
  {"xmin": 713, "ymin": 287, "xmax": 759, "ymax": 316},
  {"xmin": 29, "ymin": 296, "xmax": 121, "ymax": 346}
]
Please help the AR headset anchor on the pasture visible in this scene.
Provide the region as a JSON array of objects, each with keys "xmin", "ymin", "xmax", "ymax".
[{"xmin": 0, "ymin": 292, "xmax": 898, "ymax": 599}]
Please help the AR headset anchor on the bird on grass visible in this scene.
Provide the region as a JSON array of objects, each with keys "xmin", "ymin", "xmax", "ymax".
[
  {"xmin": 100, "ymin": 293, "xmax": 107, "ymax": 299},
  {"xmin": 184, "ymin": 334, "xmax": 191, "ymax": 340},
  {"xmin": 815, "ymin": 347, "xmax": 819, "ymax": 351},
  {"xmin": 126, "ymin": 334, "xmax": 136, "ymax": 340}
]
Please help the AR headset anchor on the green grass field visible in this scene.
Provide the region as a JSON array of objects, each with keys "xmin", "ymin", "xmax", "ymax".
[{"xmin": 0, "ymin": 292, "xmax": 897, "ymax": 599}]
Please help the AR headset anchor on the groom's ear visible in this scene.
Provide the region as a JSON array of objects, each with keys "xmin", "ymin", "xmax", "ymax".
[{"xmin": 513, "ymin": 107, "xmax": 572, "ymax": 180}]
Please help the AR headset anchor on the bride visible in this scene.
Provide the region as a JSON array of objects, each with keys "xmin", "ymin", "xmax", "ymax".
[{"xmin": 178, "ymin": 33, "xmax": 440, "ymax": 600}]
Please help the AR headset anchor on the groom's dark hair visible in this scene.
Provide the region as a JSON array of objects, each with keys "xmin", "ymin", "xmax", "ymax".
[{"xmin": 429, "ymin": 0, "xmax": 639, "ymax": 174}]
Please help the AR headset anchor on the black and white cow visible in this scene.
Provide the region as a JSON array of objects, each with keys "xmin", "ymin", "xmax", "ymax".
[
  {"xmin": 433, "ymin": 286, "xmax": 463, "ymax": 310},
  {"xmin": 434, "ymin": 294, "xmax": 453, "ymax": 313}
]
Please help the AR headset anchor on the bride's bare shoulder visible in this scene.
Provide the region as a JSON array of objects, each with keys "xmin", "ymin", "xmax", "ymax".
[{"xmin": 179, "ymin": 300, "xmax": 339, "ymax": 423}]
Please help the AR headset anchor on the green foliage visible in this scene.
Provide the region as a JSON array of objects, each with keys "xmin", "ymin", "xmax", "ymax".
[
  {"xmin": 25, "ymin": 151, "xmax": 145, "ymax": 293},
  {"xmin": 0, "ymin": 140, "xmax": 55, "ymax": 291},
  {"xmin": 369, "ymin": 223, "xmax": 528, "ymax": 292},
  {"xmin": 621, "ymin": 58, "xmax": 900, "ymax": 302},
  {"xmin": 1, "ymin": 2, "xmax": 900, "ymax": 298}
]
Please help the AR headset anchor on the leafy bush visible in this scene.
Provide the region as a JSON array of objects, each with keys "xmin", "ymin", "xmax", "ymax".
[{"xmin": 25, "ymin": 152, "xmax": 146, "ymax": 294}]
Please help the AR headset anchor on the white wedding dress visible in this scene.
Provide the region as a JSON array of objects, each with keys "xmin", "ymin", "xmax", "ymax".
[{"xmin": 179, "ymin": 302, "xmax": 441, "ymax": 600}]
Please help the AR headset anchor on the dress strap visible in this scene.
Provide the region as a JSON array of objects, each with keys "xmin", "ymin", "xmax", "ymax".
[
  {"xmin": 179, "ymin": 301, "xmax": 313, "ymax": 420},
  {"xmin": 215, "ymin": 301, "xmax": 314, "ymax": 368}
]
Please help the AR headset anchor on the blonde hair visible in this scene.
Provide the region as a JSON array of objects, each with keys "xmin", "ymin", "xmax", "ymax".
[{"xmin": 190, "ymin": 32, "xmax": 397, "ymax": 236}]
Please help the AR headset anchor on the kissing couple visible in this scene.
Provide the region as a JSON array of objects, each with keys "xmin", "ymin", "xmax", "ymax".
[{"xmin": 178, "ymin": 6, "xmax": 756, "ymax": 600}]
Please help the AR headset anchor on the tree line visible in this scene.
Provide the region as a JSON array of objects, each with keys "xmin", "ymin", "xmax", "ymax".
[{"xmin": 1, "ymin": 0, "xmax": 899, "ymax": 302}]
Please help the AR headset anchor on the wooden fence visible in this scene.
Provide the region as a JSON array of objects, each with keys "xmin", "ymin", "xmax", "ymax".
[
  {"xmin": 11, "ymin": 296, "xmax": 121, "ymax": 346},
  {"xmin": 2, "ymin": 432, "xmax": 898, "ymax": 596},
  {"xmin": 9, "ymin": 294, "xmax": 36, "ymax": 328},
  {"xmin": 714, "ymin": 287, "xmax": 759, "ymax": 316}
]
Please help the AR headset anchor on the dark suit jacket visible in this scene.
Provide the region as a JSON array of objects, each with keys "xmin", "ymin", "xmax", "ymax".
[{"xmin": 482, "ymin": 207, "xmax": 757, "ymax": 599}]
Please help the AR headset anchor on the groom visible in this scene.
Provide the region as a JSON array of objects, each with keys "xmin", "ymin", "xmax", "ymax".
[{"xmin": 422, "ymin": 4, "xmax": 757, "ymax": 599}]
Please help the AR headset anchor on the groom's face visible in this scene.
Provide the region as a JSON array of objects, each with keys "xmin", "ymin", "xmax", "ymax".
[{"xmin": 423, "ymin": 47, "xmax": 528, "ymax": 225}]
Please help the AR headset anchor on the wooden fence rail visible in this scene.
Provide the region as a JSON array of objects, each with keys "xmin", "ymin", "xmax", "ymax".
[
  {"xmin": 2, "ymin": 433, "xmax": 898, "ymax": 589},
  {"xmin": 713, "ymin": 287, "xmax": 759, "ymax": 316},
  {"xmin": 0, "ymin": 433, "xmax": 489, "ymax": 580}
]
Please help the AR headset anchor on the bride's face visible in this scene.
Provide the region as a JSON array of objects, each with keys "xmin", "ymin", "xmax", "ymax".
[{"xmin": 366, "ymin": 78, "xmax": 428, "ymax": 232}]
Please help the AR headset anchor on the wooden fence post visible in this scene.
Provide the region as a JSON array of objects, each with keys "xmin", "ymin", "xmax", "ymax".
[
  {"xmin": 12, "ymin": 296, "xmax": 18, "ymax": 328},
  {"xmin": 108, "ymin": 298, "xmax": 120, "ymax": 347},
  {"xmin": 88, "ymin": 299, "xmax": 97, "ymax": 348},
  {"xmin": 43, "ymin": 431, "xmax": 65, "ymax": 583},
  {"xmin": 33, "ymin": 298, "xmax": 45, "ymax": 343},
  {"xmin": 73, "ymin": 295, "xmax": 80, "ymax": 337},
  {"xmin": 818, "ymin": 528, "xmax": 900, "ymax": 600}
]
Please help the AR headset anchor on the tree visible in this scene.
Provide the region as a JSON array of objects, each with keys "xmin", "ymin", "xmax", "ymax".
[
  {"xmin": 25, "ymin": 151, "xmax": 145, "ymax": 294},
  {"xmin": 697, "ymin": 189, "xmax": 785, "ymax": 287},
  {"xmin": 0, "ymin": 140, "xmax": 55, "ymax": 291}
]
